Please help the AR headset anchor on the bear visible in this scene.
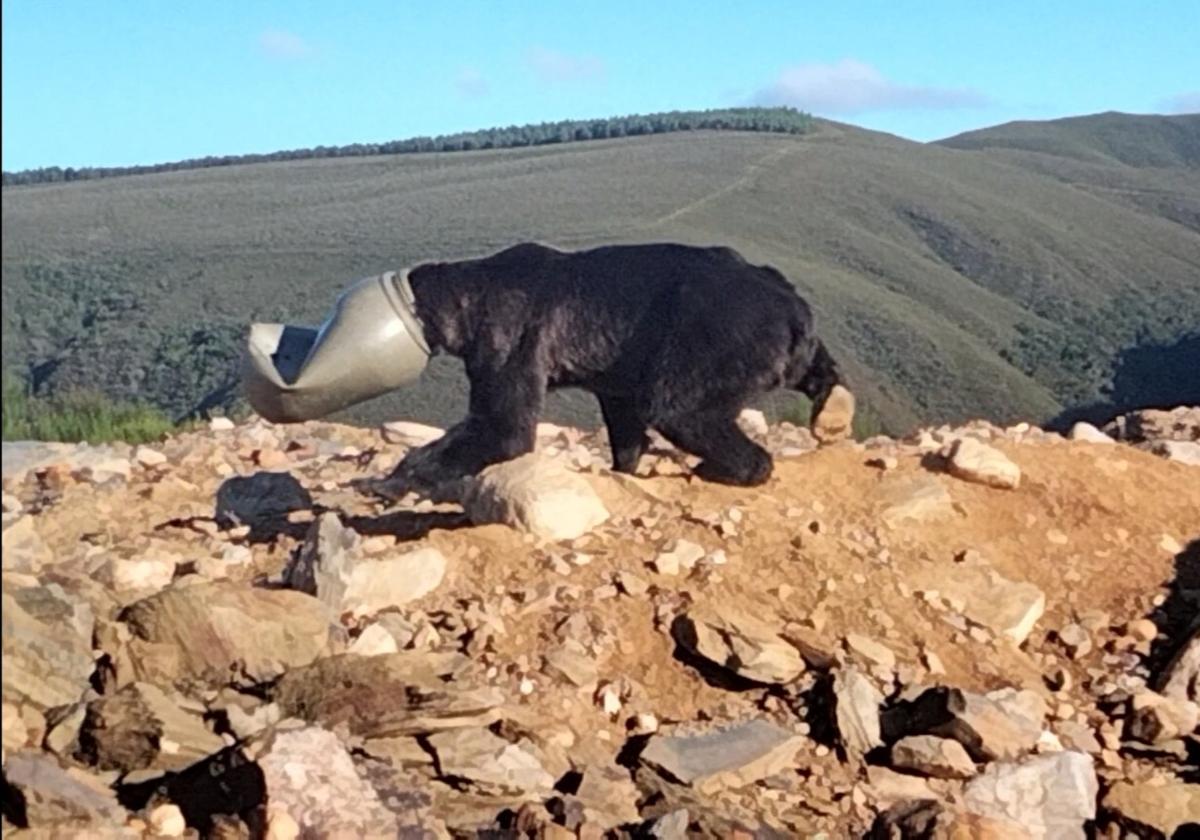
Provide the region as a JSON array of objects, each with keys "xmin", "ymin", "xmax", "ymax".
[{"xmin": 381, "ymin": 241, "xmax": 855, "ymax": 491}]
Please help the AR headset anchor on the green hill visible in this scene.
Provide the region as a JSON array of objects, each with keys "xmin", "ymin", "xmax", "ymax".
[
  {"xmin": 936, "ymin": 110, "xmax": 1200, "ymax": 169},
  {"xmin": 3, "ymin": 112, "xmax": 1199, "ymax": 437}
]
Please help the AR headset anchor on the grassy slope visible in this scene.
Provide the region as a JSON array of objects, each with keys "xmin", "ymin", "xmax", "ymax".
[{"xmin": 3, "ymin": 116, "xmax": 1199, "ymax": 435}]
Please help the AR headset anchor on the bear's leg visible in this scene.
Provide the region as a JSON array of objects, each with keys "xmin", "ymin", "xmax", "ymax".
[
  {"xmin": 657, "ymin": 407, "xmax": 774, "ymax": 487},
  {"xmin": 598, "ymin": 394, "xmax": 651, "ymax": 474},
  {"xmin": 386, "ymin": 355, "xmax": 546, "ymax": 487}
]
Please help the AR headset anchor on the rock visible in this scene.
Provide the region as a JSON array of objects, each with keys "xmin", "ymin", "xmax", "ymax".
[
  {"xmin": 944, "ymin": 437, "xmax": 1021, "ymax": 490},
  {"xmin": 1124, "ymin": 618, "xmax": 1159, "ymax": 644},
  {"xmin": 213, "ymin": 472, "xmax": 312, "ymax": 535},
  {"xmin": 265, "ymin": 807, "xmax": 301, "ymax": 840},
  {"xmin": 4, "ymin": 701, "xmax": 30, "ymax": 755},
  {"xmin": 1152, "ymin": 439, "xmax": 1200, "ymax": 465},
  {"xmin": 285, "ymin": 513, "xmax": 447, "ymax": 617},
  {"xmin": 348, "ymin": 623, "xmax": 401, "ymax": 657},
  {"xmin": 134, "ymin": 445, "xmax": 169, "ymax": 467},
  {"xmin": 1111, "ymin": 405, "xmax": 1200, "ymax": 443},
  {"xmin": 573, "ymin": 762, "xmax": 641, "ymax": 827},
  {"xmin": 148, "ymin": 803, "xmax": 187, "ymax": 837},
  {"xmin": 910, "ymin": 555, "xmax": 1045, "ymax": 645},
  {"xmin": 426, "ymin": 727, "xmax": 555, "ymax": 795},
  {"xmin": 44, "ymin": 703, "xmax": 89, "ymax": 760},
  {"xmin": 643, "ymin": 810, "xmax": 691, "ymax": 839},
  {"xmin": 844, "ymin": 633, "xmax": 896, "ymax": 671},
  {"xmin": 2, "ymin": 515, "xmax": 53, "ymax": 572},
  {"xmin": 1055, "ymin": 720, "xmax": 1101, "ymax": 754},
  {"xmin": 653, "ymin": 539, "xmax": 706, "ymax": 574},
  {"xmin": 890, "ymin": 735, "xmax": 977, "ymax": 779},
  {"xmin": 78, "ymin": 681, "xmax": 225, "ymax": 773},
  {"xmin": 1102, "ymin": 778, "xmax": 1200, "ymax": 837},
  {"xmin": 876, "ymin": 474, "xmax": 955, "ymax": 526},
  {"xmin": 870, "ymin": 802, "xmax": 1031, "ymax": 840},
  {"xmin": 962, "ymin": 751, "xmax": 1097, "ymax": 840},
  {"xmin": 881, "ymin": 686, "xmax": 1046, "ymax": 762},
  {"xmin": 119, "ymin": 582, "xmax": 332, "ymax": 688},
  {"xmin": 463, "ymin": 453, "xmax": 609, "ymax": 541},
  {"xmin": 209, "ymin": 417, "xmax": 235, "ymax": 431},
  {"xmin": 96, "ymin": 551, "xmax": 178, "ymax": 596},
  {"xmin": 1058, "ymin": 622, "xmax": 1092, "ymax": 659},
  {"xmin": 834, "ymin": 668, "xmax": 884, "ymax": 759},
  {"xmin": 671, "ymin": 605, "xmax": 805, "ymax": 684},
  {"xmin": 616, "ymin": 571, "xmax": 649, "ymax": 598},
  {"xmin": 863, "ymin": 765, "xmax": 941, "ymax": 809},
  {"xmin": 1127, "ymin": 690, "xmax": 1200, "ymax": 744},
  {"xmin": 72, "ymin": 453, "xmax": 133, "ymax": 485},
  {"xmin": 1068, "ymin": 422, "xmax": 1113, "ymax": 444},
  {"xmin": 1158, "ymin": 630, "xmax": 1200, "ymax": 702},
  {"xmin": 256, "ymin": 726, "xmax": 404, "ymax": 837},
  {"xmin": 272, "ymin": 652, "xmax": 503, "ymax": 738},
  {"xmin": 639, "ymin": 719, "xmax": 804, "ymax": 794},
  {"xmin": 543, "ymin": 640, "xmax": 599, "ymax": 688},
  {"xmin": 380, "ymin": 420, "xmax": 445, "ymax": 447},
  {"xmin": 3, "ymin": 750, "xmax": 127, "ymax": 829},
  {"xmin": 812, "ymin": 385, "xmax": 856, "ymax": 444},
  {"xmin": 737, "ymin": 409, "xmax": 769, "ymax": 438},
  {"xmin": 2, "ymin": 586, "xmax": 95, "ymax": 710}
]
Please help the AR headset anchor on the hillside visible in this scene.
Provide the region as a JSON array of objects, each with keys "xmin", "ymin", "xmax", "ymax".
[
  {"xmin": 3, "ymin": 113, "xmax": 1200, "ymax": 435},
  {"xmin": 937, "ymin": 111, "xmax": 1200, "ymax": 170},
  {"xmin": 2, "ymin": 410, "xmax": 1198, "ymax": 836}
]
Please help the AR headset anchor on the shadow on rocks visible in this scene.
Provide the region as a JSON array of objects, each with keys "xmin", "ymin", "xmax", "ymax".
[
  {"xmin": 1146, "ymin": 538, "xmax": 1200, "ymax": 679},
  {"xmin": 117, "ymin": 746, "xmax": 266, "ymax": 836},
  {"xmin": 667, "ymin": 614, "xmax": 770, "ymax": 693},
  {"xmin": 214, "ymin": 471, "xmax": 314, "ymax": 543}
]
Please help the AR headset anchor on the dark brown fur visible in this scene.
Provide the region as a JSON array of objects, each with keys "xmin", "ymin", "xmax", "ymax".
[{"xmin": 392, "ymin": 241, "xmax": 844, "ymax": 487}]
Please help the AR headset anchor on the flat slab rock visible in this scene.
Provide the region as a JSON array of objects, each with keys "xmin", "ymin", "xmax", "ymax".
[
  {"xmin": 639, "ymin": 719, "xmax": 804, "ymax": 795},
  {"xmin": 875, "ymin": 473, "xmax": 956, "ymax": 526},
  {"xmin": 426, "ymin": 727, "xmax": 555, "ymax": 796},
  {"xmin": 286, "ymin": 512, "xmax": 447, "ymax": 617},
  {"xmin": 272, "ymin": 652, "xmax": 503, "ymax": 739},
  {"xmin": 119, "ymin": 581, "xmax": 333, "ymax": 688},
  {"xmin": 910, "ymin": 555, "xmax": 1045, "ymax": 645},
  {"xmin": 672, "ymin": 605, "xmax": 805, "ymax": 685},
  {"xmin": 1102, "ymin": 778, "xmax": 1200, "ymax": 837},
  {"xmin": 2, "ymin": 586, "xmax": 96, "ymax": 711},
  {"xmin": 882, "ymin": 685, "xmax": 1047, "ymax": 762},
  {"xmin": 4, "ymin": 750, "xmax": 128, "ymax": 830}
]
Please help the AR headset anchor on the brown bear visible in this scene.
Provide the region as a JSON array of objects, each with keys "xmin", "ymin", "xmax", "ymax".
[{"xmin": 385, "ymin": 241, "xmax": 854, "ymax": 489}]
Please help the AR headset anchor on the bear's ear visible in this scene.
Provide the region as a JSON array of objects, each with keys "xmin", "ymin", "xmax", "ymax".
[{"xmin": 812, "ymin": 385, "xmax": 856, "ymax": 444}]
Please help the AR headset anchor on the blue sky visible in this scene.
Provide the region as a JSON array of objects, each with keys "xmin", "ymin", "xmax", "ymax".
[{"xmin": 3, "ymin": 1, "xmax": 1198, "ymax": 171}]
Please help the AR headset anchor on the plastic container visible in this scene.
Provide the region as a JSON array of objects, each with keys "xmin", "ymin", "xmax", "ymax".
[{"xmin": 241, "ymin": 271, "xmax": 431, "ymax": 423}]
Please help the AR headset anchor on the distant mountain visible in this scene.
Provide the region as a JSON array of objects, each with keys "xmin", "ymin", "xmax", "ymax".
[
  {"xmin": 937, "ymin": 110, "xmax": 1200, "ymax": 169},
  {"xmin": 3, "ymin": 111, "xmax": 1198, "ymax": 435}
]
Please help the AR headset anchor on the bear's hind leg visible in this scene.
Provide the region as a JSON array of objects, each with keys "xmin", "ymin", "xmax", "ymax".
[
  {"xmin": 657, "ymin": 407, "xmax": 773, "ymax": 487},
  {"xmin": 598, "ymin": 394, "xmax": 651, "ymax": 474}
]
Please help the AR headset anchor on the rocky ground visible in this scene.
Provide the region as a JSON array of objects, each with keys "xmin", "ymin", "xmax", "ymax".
[{"xmin": 2, "ymin": 406, "xmax": 1198, "ymax": 839}]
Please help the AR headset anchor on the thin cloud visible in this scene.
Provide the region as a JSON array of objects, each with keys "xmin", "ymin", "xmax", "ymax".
[
  {"xmin": 526, "ymin": 46, "xmax": 604, "ymax": 83},
  {"xmin": 454, "ymin": 67, "xmax": 490, "ymax": 99},
  {"xmin": 259, "ymin": 29, "xmax": 314, "ymax": 60},
  {"xmin": 752, "ymin": 59, "xmax": 990, "ymax": 115},
  {"xmin": 1161, "ymin": 90, "xmax": 1200, "ymax": 114}
]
